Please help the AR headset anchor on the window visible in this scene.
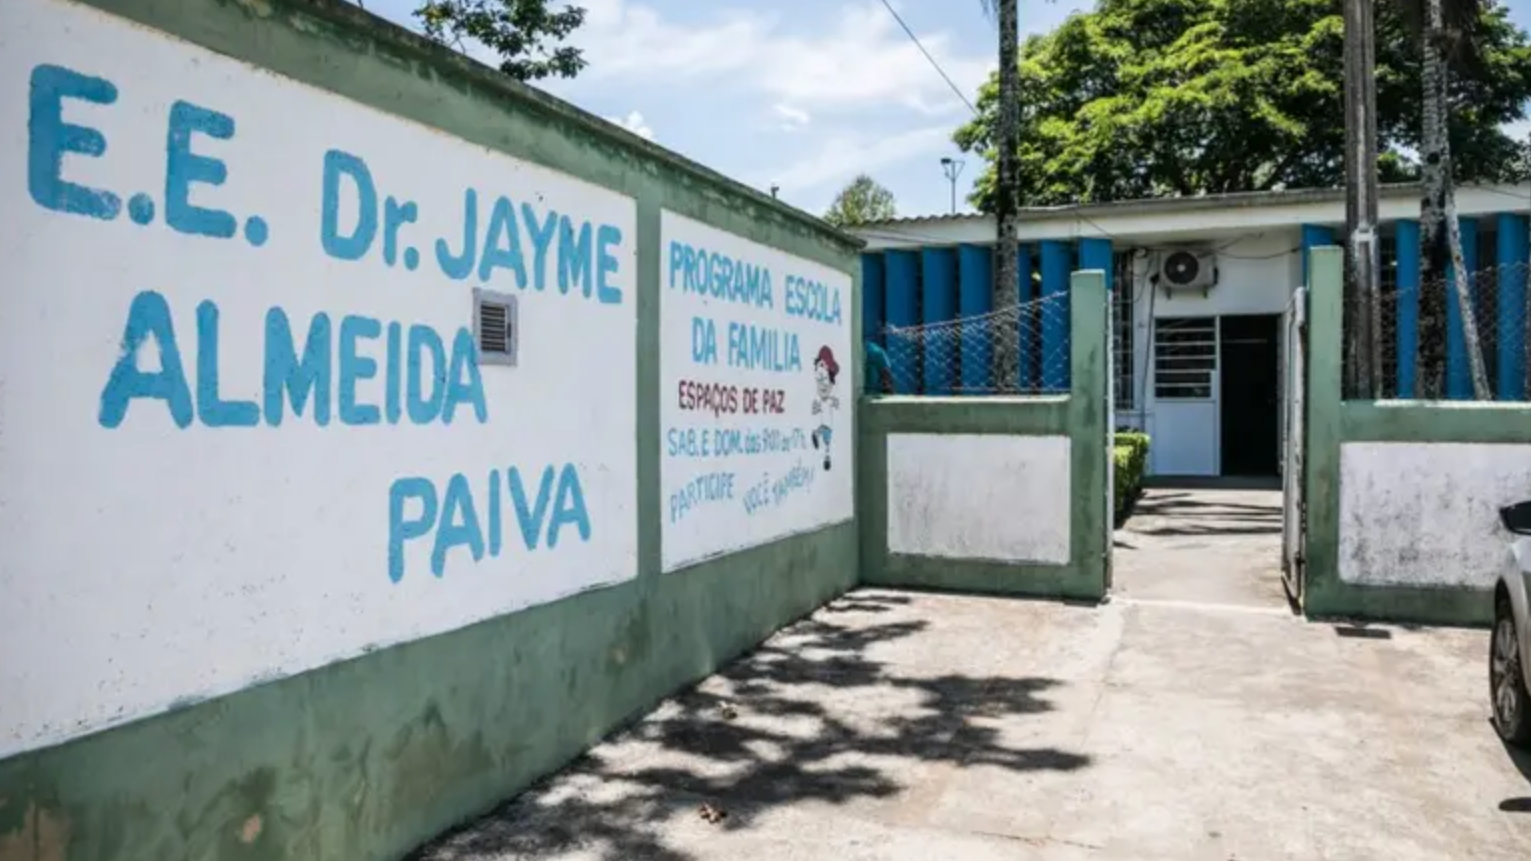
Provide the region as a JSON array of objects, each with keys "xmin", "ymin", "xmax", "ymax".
[
  {"xmin": 1153, "ymin": 316, "xmax": 1217, "ymax": 400},
  {"xmin": 474, "ymin": 288, "xmax": 518, "ymax": 367}
]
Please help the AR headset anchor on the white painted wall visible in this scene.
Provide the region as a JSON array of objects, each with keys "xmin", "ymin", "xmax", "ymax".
[
  {"xmin": 1141, "ymin": 231, "xmax": 1301, "ymax": 319},
  {"xmin": 659, "ymin": 211, "xmax": 854, "ymax": 571},
  {"xmin": 886, "ymin": 433, "xmax": 1071, "ymax": 564},
  {"xmin": 0, "ymin": 0, "xmax": 638, "ymax": 757},
  {"xmin": 1124, "ymin": 232, "xmax": 1300, "ymax": 413},
  {"xmin": 1124, "ymin": 232, "xmax": 1299, "ymax": 475},
  {"xmin": 1339, "ymin": 442, "xmax": 1531, "ymax": 588}
]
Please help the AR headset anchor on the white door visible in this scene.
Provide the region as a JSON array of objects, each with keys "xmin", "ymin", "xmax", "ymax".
[{"xmin": 1149, "ymin": 316, "xmax": 1219, "ymax": 476}]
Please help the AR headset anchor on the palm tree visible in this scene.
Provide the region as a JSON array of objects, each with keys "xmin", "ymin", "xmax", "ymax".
[
  {"xmin": 1400, "ymin": 0, "xmax": 1490, "ymax": 398},
  {"xmin": 982, "ymin": 0, "xmax": 1021, "ymax": 389}
]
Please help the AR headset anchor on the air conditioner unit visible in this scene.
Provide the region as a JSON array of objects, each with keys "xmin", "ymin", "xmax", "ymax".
[{"xmin": 1156, "ymin": 248, "xmax": 1218, "ymax": 297}]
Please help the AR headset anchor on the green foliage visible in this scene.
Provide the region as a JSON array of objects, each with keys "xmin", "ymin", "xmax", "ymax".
[
  {"xmin": 823, "ymin": 175, "xmax": 898, "ymax": 227},
  {"xmin": 1115, "ymin": 431, "xmax": 1150, "ymax": 462},
  {"xmin": 1113, "ymin": 431, "xmax": 1151, "ymax": 524},
  {"xmin": 414, "ymin": 0, "xmax": 587, "ymax": 82},
  {"xmin": 954, "ymin": 0, "xmax": 1531, "ymax": 208}
]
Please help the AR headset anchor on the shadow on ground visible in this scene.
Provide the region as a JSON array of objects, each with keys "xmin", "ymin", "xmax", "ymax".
[
  {"xmin": 411, "ymin": 592, "xmax": 1091, "ymax": 861},
  {"xmin": 1125, "ymin": 492, "xmax": 1284, "ymax": 538},
  {"xmin": 1501, "ymin": 741, "xmax": 1531, "ymax": 813}
]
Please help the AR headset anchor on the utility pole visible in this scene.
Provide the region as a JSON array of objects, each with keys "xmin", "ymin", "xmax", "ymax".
[
  {"xmin": 1342, "ymin": 0, "xmax": 1381, "ymax": 397},
  {"xmin": 940, "ymin": 157, "xmax": 965, "ymax": 214},
  {"xmin": 992, "ymin": 0, "xmax": 1020, "ymax": 389}
]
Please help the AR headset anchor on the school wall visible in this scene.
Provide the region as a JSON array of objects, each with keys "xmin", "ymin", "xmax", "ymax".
[
  {"xmin": 1302, "ymin": 248, "xmax": 1531, "ymax": 625},
  {"xmin": 857, "ymin": 273, "xmax": 1111, "ymax": 600},
  {"xmin": 0, "ymin": 1, "xmax": 860, "ymax": 859}
]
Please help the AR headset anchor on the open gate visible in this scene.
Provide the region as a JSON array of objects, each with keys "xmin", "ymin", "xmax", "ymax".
[{"xmin": 1281, "ymin": 286, "xmax": 1308, "ymax": 603}]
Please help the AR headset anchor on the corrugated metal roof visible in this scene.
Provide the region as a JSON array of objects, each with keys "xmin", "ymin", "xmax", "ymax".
[{"xmin": 856, "ymin": 182, "xmax": 1468, "ymax": 229}]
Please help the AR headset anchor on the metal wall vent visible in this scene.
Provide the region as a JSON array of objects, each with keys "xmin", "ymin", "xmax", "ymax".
[{"xmin": 473, "ymin": 288, "xmax": 518, "ymax": 367}]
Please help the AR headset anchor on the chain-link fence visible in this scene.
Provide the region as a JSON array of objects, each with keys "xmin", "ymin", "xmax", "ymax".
[
  {"xmin": 882, "ymin": 292, "xmax": 1071, "ymax": 396},
  {"xmin": 1356, "ymin": 260, "xmax": 1531, "ymax": 400}
]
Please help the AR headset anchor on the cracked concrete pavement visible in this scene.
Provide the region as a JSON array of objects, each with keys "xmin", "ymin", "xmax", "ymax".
[
  {"xmin": 411, "ymin": 584, "xmax": 1531, "ymax": 861},
  {"xmin": 1112, "ymin": 485, "xmax": 1291, "ymax": 610}
]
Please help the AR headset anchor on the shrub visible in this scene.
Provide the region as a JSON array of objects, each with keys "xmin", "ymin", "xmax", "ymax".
[
  {"xmin": 1113, "ymin": 432, "xmax": 1150, "ymax": 524},
  {"xmin": 1115, "ymin": 431, "xmax": 1149, "ymax": 462}
]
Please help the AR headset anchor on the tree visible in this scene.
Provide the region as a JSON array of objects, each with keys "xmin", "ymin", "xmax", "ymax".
[
  {"xmin": 1400, "ymin": 0, "xmax": 1491, "ymax": 397},
  {"xmin": 823, "ymin": 175, "xmax": 897, "ymax": 227},
  {"xmin": 413, "ymin": 0, "xmax": 587, "ymax": 82},
  {"xmin": 982, "ymin": 0, "xmax": 1022, "ymax": 389},
  {"xmin": 953, "ymin": 0, "xmax": 1531, "ymax": 210}
]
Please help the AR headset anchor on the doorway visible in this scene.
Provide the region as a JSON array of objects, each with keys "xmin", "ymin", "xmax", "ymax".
[
  {"xmin": 1218, "ymin": 314, "xmax": 1281, "ymax": 478},
  {"xmin": 1148, "ymin": 316, "xmax": 1219, "ymax": 476}
]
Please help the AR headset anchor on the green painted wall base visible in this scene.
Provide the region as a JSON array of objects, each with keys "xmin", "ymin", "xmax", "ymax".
[
  {"xmin": 1303, "ymin": 579, "xmax": 1492, "ymax": 627},
  {"xmin": 0, "ymin": 529, "xmax": 856, "ymax": 861},
  {"xmin": 865, "ymin": 557, "xmax": 1106, "ymax": 603},
  {"xmin": 856, "ymin": 273, "xmax": 1111, "ymax": 603}
]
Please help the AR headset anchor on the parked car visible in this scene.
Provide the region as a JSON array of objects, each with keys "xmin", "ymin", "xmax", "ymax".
[{"xmin": 1492, "ymin": 501, "xmax": 1531, "ymax": 747}]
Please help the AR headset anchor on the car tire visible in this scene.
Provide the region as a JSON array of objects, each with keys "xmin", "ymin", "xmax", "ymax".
[{"xmin": 1491, "ymin": 594, "xmax": 1531, "ymax": 747}]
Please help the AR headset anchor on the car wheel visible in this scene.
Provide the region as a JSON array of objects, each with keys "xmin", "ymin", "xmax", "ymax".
[{"xmin": 1491, "ymin": 595, "xmax": 1531, "ymax": 747}]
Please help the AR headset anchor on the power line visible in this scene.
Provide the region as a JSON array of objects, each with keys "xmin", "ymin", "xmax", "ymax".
[{"xmin": 876, "ymin": 0, "xmax": 979, "ymax": 115}]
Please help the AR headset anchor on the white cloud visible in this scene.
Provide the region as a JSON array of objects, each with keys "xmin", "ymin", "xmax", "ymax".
[
  {"xmin": 603, "ymin": 110, "xmax": 654, "ymax": 140},
  {"xmin": 773, "ymin": 103, "xmax": 811, "ymax": 131},
  {"xmin": 765, "ymin": 124, "xmax": 954, "ymax": 201},
  {"xmin": 563, "ymin": 0, "xmax": 989, "ymax": 115}
]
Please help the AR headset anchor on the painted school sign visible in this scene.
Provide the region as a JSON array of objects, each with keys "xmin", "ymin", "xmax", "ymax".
[
  {"xmin": 660, "ymin": 211, "xmax": 854, "ymax": 571},
  {"xmin": 1, "ymin": 0, "xmax": 638, "ymax": 758}
]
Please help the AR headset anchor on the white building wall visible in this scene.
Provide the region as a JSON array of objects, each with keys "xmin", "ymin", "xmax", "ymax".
[
  {"xmin": 1138, "ymin": 231, "xmax": 1302, "ymax": 319},
  {"xmin": 1121, "ymin": 231, "xmax": 1301, "ymax": 474}
]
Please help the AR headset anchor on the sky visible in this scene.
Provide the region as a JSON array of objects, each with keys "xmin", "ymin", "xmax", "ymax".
[{"xmin": 364, "ymin": 0, "xmax": 1531, "ymax": 221}]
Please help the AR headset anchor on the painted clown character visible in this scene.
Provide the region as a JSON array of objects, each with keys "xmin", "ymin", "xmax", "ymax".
[{"xmin": 810, "ymin": 345, "xmax": 841, "ymax": 471}]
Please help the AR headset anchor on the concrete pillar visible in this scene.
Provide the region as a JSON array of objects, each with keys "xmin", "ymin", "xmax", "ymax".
[
  {"xmin": 1301, "ymin": 224, "xmax": 1335, "ymax": 286},
  {"xmin": 1394, "ymin": 219, "xmax": 1421, "ymax": 398},
  {"xmin": 920, "ymin": 247, "xmax": 957, "ymax": 395},
  {"xmin": 1496, "ymin": 213, "xmax": 1529, "ymax": 400},
  {"xmin": 1304, "ymin": 246, "xmax": 1345, "ymax": 614},
  {"xmin": 957, "ymin": 244, "xmax": 993, "ymax": 395},
  {"xmin": 1068, "ymin": 269, "xmax": 1110, "ymax": 598},
  {"xmin": 885, "ymin": 249, "xmax": 919, "ymax": 394}
]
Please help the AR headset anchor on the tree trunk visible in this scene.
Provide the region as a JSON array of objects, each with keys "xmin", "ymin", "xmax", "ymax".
[
  {"xmin": 1444, "ymin": 191, "xmax": 1490, "ymax": 398},
  {"xmin": 1417, "ymin": 0, "xmax": 1448, "ymax": 397},
  {"xmin": 1421, "ymin": 0, "xmax": 1489, "ymax": 399},
  {"xmin": 993, "ymin": 0, "xmax": 1021, "ymax": 392}
]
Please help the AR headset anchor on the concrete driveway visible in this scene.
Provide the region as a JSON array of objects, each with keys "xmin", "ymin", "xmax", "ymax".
[
  {"xmin": 1112, "ymin": 483, "xmax": 1290, "ymax": 610},
  {"xmin": 411, "ymin": 589, "xmax": 1531, "ymax": 861}
]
